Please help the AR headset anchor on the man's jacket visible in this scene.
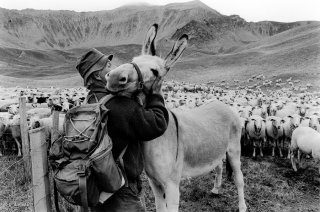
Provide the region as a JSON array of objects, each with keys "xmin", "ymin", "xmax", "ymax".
[{"xmin": 104, "ymin": 94, "xmax": 169, "ymax": 181}]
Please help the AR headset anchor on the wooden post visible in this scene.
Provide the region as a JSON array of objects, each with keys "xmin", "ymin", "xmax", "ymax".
[
  {"xmin": 19, "ymin": 96, "xmax": 32, "ymax": 181},
  {"xmin": 29, "ymin": 127, "xmax": 52, "ymax": 212},
  {"xmin": 51, "ymin": 110, "xmax": 60, "ymax": 144}
]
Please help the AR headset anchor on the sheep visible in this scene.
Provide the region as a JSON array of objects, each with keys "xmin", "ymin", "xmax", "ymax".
[
  {"xmin": 26, "ymin": 108, "xmax": 51, "ymax": 119},
  {"xmin": 306, "ymin": 106, "xmax": 320, "ymax": 116},
  {"xmin": 29, "ymin": 114, "xmax": 65, "ymax": 142},
  {"xmin": 269, "ymin": 103, "xmax": 278, "ymax": 116},
  {"xmin": 276, "ymin": 107, "xmax": 296, "ymax": 118},
  {"xmin": 266, "ymin": 116, "xmax": 285, "ymax": 157},
  {"xmin": 296, "ymin": 104, "xmax": 310, "ymax": 117},
  {"xmin": 239, "ymin": 117, "xmax": 249, "ymax": 146},
  {"xmin": 8, "ymin": 103, "xmax": 49, "ymax": 114},
  {"xmin": 252, "ymin": 105, "xmax": 268, "ymax": 119},
  {"xmin": 0, "ymin": 112, "xmax": 13, "ymax": 156},
  {"xmin": 282, "ymin": 114, "xmax": 303, "ymax": 158},
  {"xmin": 300, "ymin": 117, "xmax": 310, "ymax": 127},
  {"xmin": 306, "ymin": 114, "xmax": 320, "ymax": 132},
  {"xmin": 290, "ymin": 127, "xmax": 320, "ymax": 175},
  {"xmin": 0, "ymin": 99, "xmax": 19, "ymax": 112},
  {"xmin": 246, "ymin": 115, "xmax": 266, "ymax": 157},
  {"xmin": 9, "ymin": 115, "xmax": 22, "ymax": 156}
]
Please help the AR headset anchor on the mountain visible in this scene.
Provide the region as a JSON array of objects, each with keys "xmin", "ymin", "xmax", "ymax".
[
  {"xmin": 0, "ymin": 0, "xmax": 319, "ymax": 88},
  {"xmin": 0, "ymin": 0, "xmax": 221, "ymax": 50},
  {"xmin": 0, "ymin": 0, "xmax": 316, "ymax": 52}
]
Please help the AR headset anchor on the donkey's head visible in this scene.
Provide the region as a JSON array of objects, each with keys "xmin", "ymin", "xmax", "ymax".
[{"xmin": 105, "ymin": 24, "xmax": 188, "ymax": 98}]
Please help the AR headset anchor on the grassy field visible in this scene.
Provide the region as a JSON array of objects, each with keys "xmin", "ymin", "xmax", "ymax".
[
  {"xmin": 143, "ymin": 154, "xmax": 320, "ymax": 212},
  {"xmin": 1, "ymin": 150, "xmax": 319, "ymax": 212}
]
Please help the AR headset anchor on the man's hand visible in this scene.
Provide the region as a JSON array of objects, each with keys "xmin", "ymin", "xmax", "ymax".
[{"xmin": 150, "ymin": 77, "xmax": 163, "ymax": 95}]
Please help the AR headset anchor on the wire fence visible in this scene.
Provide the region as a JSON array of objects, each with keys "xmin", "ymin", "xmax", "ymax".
[
  {"xmin": 0, "ymin": 133, "xmax": 79, "ymax": 212},
  {"xmin": 0, "ymin": 97, "xmax": 77, "ymax": 212}
]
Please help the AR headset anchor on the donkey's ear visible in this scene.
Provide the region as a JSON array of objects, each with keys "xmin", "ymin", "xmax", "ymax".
[
  {"xmin": 142, "ymin": 24, "xmax": 158, "ymax": 56},
  {"xmin": 164, "ymin": 34, "xmax": 188, "ymax": 71}
]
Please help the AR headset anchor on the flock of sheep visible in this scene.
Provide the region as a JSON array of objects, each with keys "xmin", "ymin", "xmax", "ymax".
[{"xmin": 0, "ymin": 79, "xmax": 320, "ymax": 175}]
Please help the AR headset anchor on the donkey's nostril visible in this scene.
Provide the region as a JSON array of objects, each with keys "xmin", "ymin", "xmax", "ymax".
[{"xmin": 119, "ymin": 77, "xmax": 127, "ymax": 83}]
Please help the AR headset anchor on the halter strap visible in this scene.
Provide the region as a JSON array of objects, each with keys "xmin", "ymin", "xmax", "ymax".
[
  {"xmin": 130, "ymin": 62, "xmax": 161, "ymax": 97},
  {"xmin": 130, "ymin": 62, "xmax": 144, "ymax": 91}
]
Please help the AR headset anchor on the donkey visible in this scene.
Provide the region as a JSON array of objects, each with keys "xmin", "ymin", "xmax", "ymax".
[{"xmin": 105, "ymin": 24, "xmax": 247, "ymax": 212}]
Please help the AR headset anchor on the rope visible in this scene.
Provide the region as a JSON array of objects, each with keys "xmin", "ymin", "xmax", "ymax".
[{"xmin": 68, "ymin": 117, "xmax": 96, "ymax": 139}]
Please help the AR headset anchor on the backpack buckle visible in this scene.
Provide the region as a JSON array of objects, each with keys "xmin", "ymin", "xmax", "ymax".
[{"xmin": 77, "ymin": 164, "xmax": 87, "ymax": 176}]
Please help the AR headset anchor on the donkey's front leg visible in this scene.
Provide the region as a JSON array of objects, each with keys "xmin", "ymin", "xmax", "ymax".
[{"xmin": 165, "ymin": 181, "xmax": 180, "ymax": 212}]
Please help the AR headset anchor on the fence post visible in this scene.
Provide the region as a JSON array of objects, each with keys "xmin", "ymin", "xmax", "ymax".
[
  {"xmin": 51, "ymin": 110, "xmax": 60, "ymax": 144},
  {"xmin": 29, "ymin": 127, "xmax": 52, "ymax": 212},
  {"xmin": 19, "ymin": 96, "xmax": 32, "ymax": 181}
]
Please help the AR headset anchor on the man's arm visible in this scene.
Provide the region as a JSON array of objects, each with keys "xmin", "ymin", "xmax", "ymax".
[{"xmin": 129, "ymin": 93, "xmax": 169, "ymax": 141}]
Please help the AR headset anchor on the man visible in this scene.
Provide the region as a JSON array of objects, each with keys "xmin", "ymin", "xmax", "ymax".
[
  {"xmin": 76, "ymin": 48, "xmax": 113, "ymax": 103},
  {"xmin": 92, "ymin": 78, "xmax": 168, "ymax": 211},
  {"xmin": 76, "ymin": 49, "xmax": 169, "ymax": 211}
]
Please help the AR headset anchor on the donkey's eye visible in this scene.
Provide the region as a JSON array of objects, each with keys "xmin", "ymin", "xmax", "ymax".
[{"xmin": 150, "ymin": 68, "xmax": 159, "ymax": 77}]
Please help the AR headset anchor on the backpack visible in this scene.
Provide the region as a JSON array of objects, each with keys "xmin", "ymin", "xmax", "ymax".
[{"xmin": 49, "ymin": 95, "xmax": 127, "ymax": 212}]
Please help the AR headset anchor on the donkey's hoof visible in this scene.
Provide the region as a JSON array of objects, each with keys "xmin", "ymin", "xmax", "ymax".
[
  {"xmin": 211, "ymin": 188, "xmax": 219, "ymax": 195},
  {"xmin": 239, "ymin": 207, "xmax": 247, "ymax": 212}
]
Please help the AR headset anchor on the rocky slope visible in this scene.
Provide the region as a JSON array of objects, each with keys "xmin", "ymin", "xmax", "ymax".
[
  {"xmin": 0, "ymin": 0, "xmax": 316, "ymax": 52},
  {"xmin": 0, "ymin": 0, "xmax": 319, "ymax": 87}
]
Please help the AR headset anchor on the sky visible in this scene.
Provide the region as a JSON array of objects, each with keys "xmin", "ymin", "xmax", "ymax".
[{"xmin": 0, "ymin": 0, "xmax": 319, "ymax": 22}]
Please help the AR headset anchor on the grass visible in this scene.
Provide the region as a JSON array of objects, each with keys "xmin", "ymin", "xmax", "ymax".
[
  {"xmin": 2, "ymin": 152, "xmax": 318, "ymax": 212},
  {"xmin": 144, "ymin": 155, "xmax": 319, "ymax": 212},
  {"xmin": 0, "ymin": 156, "xmax": 32, "ymax": 212}
]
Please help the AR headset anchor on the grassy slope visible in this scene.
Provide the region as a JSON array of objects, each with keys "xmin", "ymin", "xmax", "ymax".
[{"xmin": 167, "ymin": 23, "xmax": 320, "ymax": 85}]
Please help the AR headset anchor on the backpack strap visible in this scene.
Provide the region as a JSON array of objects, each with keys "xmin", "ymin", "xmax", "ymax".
[
  {"xmin": 93, "ymin": 93, "xmax": 99, "ymax": 103},
  {"xmin": 99, "ymin": 94, "xmax": 115, "ymax": 105},
  {"xmin": 78, "ymin": 171, "xmax": 89, "ymax": 212},
  {"xmin": 84, "ymin": 92, "xmax": 99, "ymax": 104},
  {"xmin": 53, "ymin": 178, "xmax": 61, "ymax": 212},
  {"xmin": 118, "ymin": 145, "xmax": 128, "ymax": 187}
]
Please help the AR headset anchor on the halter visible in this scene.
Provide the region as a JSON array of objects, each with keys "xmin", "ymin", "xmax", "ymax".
[
  {"xmin": 130, "ymin": 62, "xmax": 159, "ymax": 95},
  {"xmin": 131, "ymin": 62, "xmax": 145, "ymax": 91}
]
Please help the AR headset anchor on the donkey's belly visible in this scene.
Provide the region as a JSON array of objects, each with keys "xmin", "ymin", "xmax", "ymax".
[
  {"xmin": 182, "ymin": 153, "xmax": 225, "ymax": 178},
  {"xmin": 181, "ymin": 132, "xmax": 228, "ymax": 177},
  {"xmin": 172, "ymin": 104, "xmax": 233, "ymax": 178}
]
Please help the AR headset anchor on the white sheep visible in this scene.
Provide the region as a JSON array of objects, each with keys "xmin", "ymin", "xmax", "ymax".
[
  {"xmin": 246, "ymin": 115, "xmax": 266, "ymax": 157},
  {"xmin": 9, "ymin": 115, "xmax": 22, "ymax": 156},
  {"xmin": 290, "ymin": 127, "xmax": 320, "ymax": 175},
  {"xmin": 0, "ymin": 112, "xmax": 13, "ymax": 156},
  {"xmin": 266, "ymin": 116, "xmax": 284, "ymax": 157},
  {"xmin": 29, "ymin": 114, "xmax": 65, "ymax": 141}
]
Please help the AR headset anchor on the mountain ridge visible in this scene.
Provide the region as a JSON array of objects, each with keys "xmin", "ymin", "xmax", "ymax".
[
  {"xmin": 0, "ymin": 0, "xmax": 319, "ymax": 89},
  {"xmin": 0, "ymin": 1, "xmax": 317, "ymax": 52}
]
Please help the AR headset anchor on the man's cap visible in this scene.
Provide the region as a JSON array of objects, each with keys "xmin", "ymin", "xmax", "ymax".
[{"xmin": 76, "ymin": 48, "xmax": 113, "ymax": 84}]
